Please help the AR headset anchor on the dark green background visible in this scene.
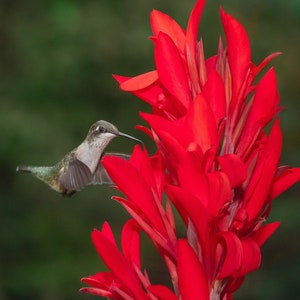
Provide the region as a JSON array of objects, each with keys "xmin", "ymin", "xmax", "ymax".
[{"xmin": 1, "ymin": 0, "xmax": 299, "ymax": 299}]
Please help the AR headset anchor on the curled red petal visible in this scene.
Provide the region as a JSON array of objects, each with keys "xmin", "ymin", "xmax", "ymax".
[
  {"xmin": 216, "ymin": 232, "xmax": 243, "ymax": 279},
  {"xmin": 234, "ymin": 238, "xmax": 261, "ymax": 277}
]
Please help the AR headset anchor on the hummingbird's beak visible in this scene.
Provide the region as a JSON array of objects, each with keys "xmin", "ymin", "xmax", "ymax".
[{"xmin": 117, "ymin": 132, "xmax": 143, "ymax": 144}]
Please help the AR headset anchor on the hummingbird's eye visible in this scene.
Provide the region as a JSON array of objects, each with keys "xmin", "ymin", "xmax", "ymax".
[{"xmin": 96, "ymin": 125, "xmax": 106, "ymax": 133}]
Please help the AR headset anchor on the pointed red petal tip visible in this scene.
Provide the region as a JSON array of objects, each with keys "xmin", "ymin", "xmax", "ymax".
[
  {"xmin": 119, "ymin": 71, "xmax": 158, "ymax": 91},
  {"xmin": 150, "ymin": 9, "xmax": 186, "ymax": 53},
  {"xmin": 253, "ymin": 222, "xmax": 280, "ymax": 246},
  {"xmin": 254, "ymin": 52, "xmax": 282, "ymax": 76},
  {"xmin": 185, "ymin": 0, "xmax": 206, "ymax": 91},
  {"xmin": 186, "ymin": 0, "xmax": 206, "ymax": 54},
  {"xmin": 135, "ymin": 125, "xmax": 153, "ymax": 139},
  {"xmin": 270, "ymin": 167, "xmax": 300, "ymax": 200}
]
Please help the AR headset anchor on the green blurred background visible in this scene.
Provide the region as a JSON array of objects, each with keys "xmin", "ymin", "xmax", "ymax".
[{"xmin": 1, "ymin": 0, "xmax": 299, "ymax": 299}]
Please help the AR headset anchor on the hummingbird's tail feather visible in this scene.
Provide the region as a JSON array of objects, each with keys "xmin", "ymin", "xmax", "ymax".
[
  {"xmin": 16, "ymin": 165, "xmax": 53, "ymax": 181},
  {"xmin": 16, "ymin": 166, "xmax": 33, "ymax": 173},
  {"xmin": 16, "ymin": 165, "xmax": 56, "ymax": 191}
]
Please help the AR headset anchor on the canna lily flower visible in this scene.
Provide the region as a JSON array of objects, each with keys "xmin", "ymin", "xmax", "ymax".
[{"xmin": 81, "ymin": 0, "xmax": 300, "ymax": 299}]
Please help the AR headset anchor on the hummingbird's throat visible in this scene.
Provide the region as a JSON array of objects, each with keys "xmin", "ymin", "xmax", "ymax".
[{"xmin": 76, "ymin": 137, "xmax": 113, "ymax": 173}]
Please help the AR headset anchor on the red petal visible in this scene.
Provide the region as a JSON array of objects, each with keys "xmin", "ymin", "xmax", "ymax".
[
  {"xmin": 79, "ymin": 287, "xmax": 112, "ymax": 297},
  {"xmin": 155, "ymin": 32, "xmax": 192, "ymax": 112},
  {"xmin": 220, "ymin": 8, "xmax": 251, "ymax": 106},
  {"xmin": 81, "ymin": 272, "xmax": 117, "ymax": 290},
  {"xmin": 91, "ymin": 229, "xmax": 147, "ymax": 299},
  {"xmin": 238, "ymin": 68, "xmax": 280, "ymax": 157},
  {"xmin": 216, "ymin": 232, "xmax": 243, "ymax": 279},
  {"xmin": 202, "ymin": 70, "xmax": 226, "ymax": 126},
  {"xmin": 101, "ymin": 221, "xmax": 117, "ymax": 246},
  {"xmin": 207, "ymin": 171, "xmax": 232, "ymax": 217},
  {"xmin": 177, "ymin": 239, "xmax": 209, "ymax": 300},
  {"xmin": 235, "ymin": 238, "xmax": 261, "ymax": 276},
  {"xmin": 222, "ymin": 277, "xmax": 245, "ymax": 297},
  {"xmin": 140, "ymin": 112, "xmax": 184, "ymax": 141},
  {"xmin": 113, "ymin": 74, "xmax": 130, "ymax": 84},
  {"xmin": 186, "ymin": 0, "xmax": 206, "ymax": 56},
  {"xmin": 184, "ymin": 93, "xmax": 218, "ymax": 152},
  {"xmin": 270, "ymin": 167, "xmax": 300, "ymax": 200},
  {"xmin": 177, "ymin": 151, "xmax": 209, "ymax": 207},
  {"xmin": 148, "ymin": 285, "xmax": 178, "ymax": 300},
  {"xmin": 185, "ymin": 0, "xmax": 206, "ymax": 92},
  {"xmin": 244, "ymin": 120, "xmax": 282, "ymax": 221},
  {"xmin": 129, "ymin": 147, "xmax": 157, "ymax": 188},
  {"xmin": 121, "ymin": 220, "xmax": 141, "ymax": 270},
  {"xmin": 166, "ymin": 186, "xmax": 209, "ymax": 249},
  {"xmin": 135, "ymin": 125, "xmax": 153, "ymax": 139},
  {"xmin": 217, "ymin": 154, "xmax": 247, "ymax": 188},
  {"xmin": 120, "ymin": 70, "xmax": 158, "ymax": 91},
  {"xmin": 113, "ymin": 74, "xmax": 163, "ymax": 107},
  {"xmin": 253, "ymin": 222, "xmax": 280, "ymax": 246},
  {"xmin": 253, "ymin": 52, "xmax": 282, "ymax": 77},
  {"xmin": 102, "ymin": 152, "xmax": 166, "ymax": 234},
  {"xmin": 150, "ymin": 9, "xmax": 185, "ymax": 53}
]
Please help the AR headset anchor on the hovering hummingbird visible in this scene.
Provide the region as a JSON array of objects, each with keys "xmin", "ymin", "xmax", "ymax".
[{"xmin": 16, "ymin": 120, "xmax": 142, "ymax": 196}]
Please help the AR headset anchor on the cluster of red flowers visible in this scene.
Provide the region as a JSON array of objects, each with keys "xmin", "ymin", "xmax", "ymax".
[{"xmin": 80, "ymin": 0, "xmax": 300, "ymax": 299}]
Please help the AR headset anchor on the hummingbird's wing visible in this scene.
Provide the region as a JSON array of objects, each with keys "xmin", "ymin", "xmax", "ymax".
[
  {"xmin": 91, "ymin": 153, "xmax": 130, "ymax": 185},
  {"xmin": 59, "ymin": 156, "xmax": 93, "ymax": 192}
]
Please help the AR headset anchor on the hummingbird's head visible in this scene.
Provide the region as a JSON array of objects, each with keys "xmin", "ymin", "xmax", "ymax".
[{"xmin": 86, "ymin": 120, "xmax": 142, "ymax": 145}]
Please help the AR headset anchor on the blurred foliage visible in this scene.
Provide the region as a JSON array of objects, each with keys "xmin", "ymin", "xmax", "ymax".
[{"xmin": 0, "ymin": 0, "xmax": 299, "ymax": 299}]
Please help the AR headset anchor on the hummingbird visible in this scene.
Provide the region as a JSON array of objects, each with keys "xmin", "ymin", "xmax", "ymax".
[{"xmin": 16, "ymin": 120, "xmax": 142, "ymax": 196}]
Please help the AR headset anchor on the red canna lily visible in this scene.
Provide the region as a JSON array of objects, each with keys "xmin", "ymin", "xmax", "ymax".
[{"xmin": 81, "ymin": 0, "xmax": 300, "ymax": 299}]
